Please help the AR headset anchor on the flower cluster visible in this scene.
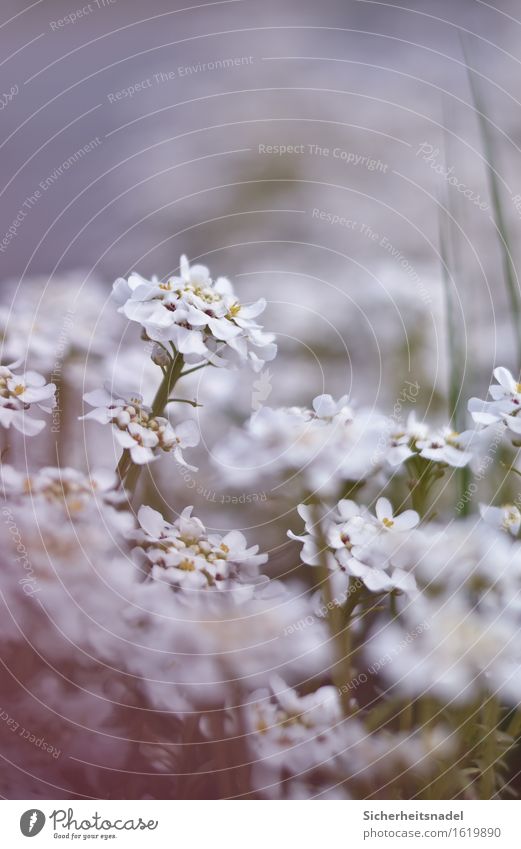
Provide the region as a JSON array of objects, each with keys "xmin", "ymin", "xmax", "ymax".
[
  {"xmin": 130, "ymin": 505, "xmax": 268, "ymax": 596},
  {"xmin": 366, "ymin": 518, "xmax": 521, "ymax": 705},
  {"xmin": 289, "ymin": 497, "xmax": 419, "ymax": 597},
  {"xmin": 1, "ymin": 464, "xmax": 122, "ymax": 511},
  {"xmin": 0, "ymin": 361, "xmax": 55, "ymax": 435},
  {"xmin": 238, "ymin": 677, "xmax": 451, "ymax": 798},
  {"xmin": 215, "ymin": 394, "xmax": 386, "ymax": 496},
  {"xmin": 0, "ymin": 464, "xmax": 134, "ymax": 655},
  {"xmin": 81, "ymin": 386, "xmax": 199, "ymax": 466},
  {"xmin": 469, "ymin": 366, "xmax": 521, "ymax": 450},
  {"xmin": 387, "ymin": 412, "xmax": 473, "ymax": 468},
  {"xmin": 119, "ymin": 589, "xmax": 331, "ymax": 712},
  {"xmin": 4, "ymin": 249, "xmax": 521, "ymax": 802},
  {"xmin": 113, "ymin": 255, "xmax": 277, "ymax": 371}
]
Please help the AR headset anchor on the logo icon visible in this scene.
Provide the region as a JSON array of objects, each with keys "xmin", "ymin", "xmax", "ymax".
[{"xmin": 20, "ymin": 810, "xmax": 45, "ymax": 837}]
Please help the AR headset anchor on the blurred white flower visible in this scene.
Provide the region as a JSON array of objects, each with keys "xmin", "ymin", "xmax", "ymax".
[
  {"xmin": 0, "ymin": 465, "xmax": 135, "ymax": 655},
  {"xmin": 214, "ymin": 393, "xmax": 386, "ymax": 497},
  {"xmin": 368, "ymin": 596, "xmax": 521, "ymax": 706},
  {"xmin": 387, "ymin": 413, "xmax": 473, "ymax": 469},
  {"xmin": 480, "ymin": 503, "xmax": 521, "ymax": 537},
  {"xmin": 81, "ymin": 386, "xmax": 199, "ymax": 467},
  {"xmin": 0, "ymin": 361, "xmax": 55, "ymax": 435},
  {"xmin": 1, "ymin": 463, "xmax": 119, "ymax": 506},
  {"xmin": 119, "ymin": 586, "xmax": 332, "ymax": 712},
  {"xmin": 367, "ymin": 519, "xmax": 521, "ymax": 705},
  {"xmin": 415, "ymin": 426, "xmax": 474, "ymax": 467},
  {"xmin": 238, "ymin": 676, "xmax": 452, "ymax": 799},
  {"xmin": 0, "ymin": 272, "xmax": 124, "ymax": 370},
  {"xmin": 386, "ymin": 413, "xmax": 428, "ymax": 466},
  {"xmin": 130, "ymin": 504, "xmax": 268, "ymax": 596},
  {"xmin": 113, "ymin": 255, "xmax": 277, "ymax": 371}
]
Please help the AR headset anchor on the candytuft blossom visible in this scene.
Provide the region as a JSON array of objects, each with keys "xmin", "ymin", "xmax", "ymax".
[
  {"xmin": 289, "ymin": 497, "xmax": 419, "ymax": 597},
  {"xmin": 214, "ymin": 393, "xmax": 387, "ymax": 497},
  {"xmin": 387, "ymin": 413, "xmax": 473, "ymax": 468},
  {"xmin": 479, "ymin": 502, "xmax": 521, "ymax": 537},
  {"xmin": 130, "ymin": 505, "xmax": 268, "ymax": 595},
  {"xmin": 468, "ymin": 366, "xmax": 521, "ymax": 425},
  {"xmin": 238, "ymin": 676, "xmax": 450, "ymax": 799},
  {"xmin": 81, "ymin": 386, "xmax": 199, "ymax": 467},
  {"xmin": 0, "ymin": 361, "xmax": 55, "ymax": 435},
  {"xmin": 113, "ymin": 255, "xmax": 277, "ymax": 371}
]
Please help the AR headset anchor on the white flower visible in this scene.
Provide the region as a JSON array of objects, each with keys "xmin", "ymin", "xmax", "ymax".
[
  {"xmin": 415, "ymin": 426, "xmax": 473, "ymax": 467},
  {"xmin": 0, "ymin": 464, "xmax": 130, "ymax": 531},
  {"xmin": 119, "ymin": 587, "xmax": 331, "ymax": 711},
  {"xmin": 289, "ymin": 498, "xmax": 419, "ymax": 597},
  {"xmin": 2, "ymin": 463, "xmax": 111, "ymax": 500},
  {"xmin": 81, "ymin": 386, "xmax": 199, "ymax": 467},
  {"xmin": 387, "ymin": 413, "xmax": 473, "ymax": 469},
  {"xmin": 214, "ymin": 394, "xmax": 386, "ymax": 497},
  {"xmin": 469, "ymin": 367, "xmax": 521, "ymax": 445},
  {"xmin": 0, "ymin": 361, "xmax": 55, "ymax": 435},
  {"xmin": 479, "ymin": 503, "xmax": 521, "ymax": 537},
  {"xmin": 366, "ymin": 519, "xmax": 521, "ymax": 705},
  {"xmin": 130, "ymin": 504, "xmax": 268, "ymax": 596},
  {"xmin": 468, "ymin": 366, "xmax": 521, "ymax": 425},
  {"xmin": 0, "ymin": 465, "xmax": 134, "ymax": 654},
  {"xmin": 0, "ymin": 271, "xmax": 124, "ymax": 369},
  {"xmin": 113, "ymin": 255, "xmax": 277, "ymax": 371},
  {"xmin": 386, "ymin": 412, "xmax": 429, "ymax": 467},
  {"xmin": 374, "ymin": 497, "xmax": 420, "ymax": 532},
  {"xmin": 367, "ymin": 596, "xmax": 521, "ymax": 706},
  {"xmin": 236, "ymin": 676, "xmax": 451, "ymax": 799}
]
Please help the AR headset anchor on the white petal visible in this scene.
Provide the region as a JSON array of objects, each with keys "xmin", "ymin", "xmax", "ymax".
[
  {"xmin": 130, "ymin": 444, "xmax": 156, "ymax": 464},
  {"xmin": 175, "ymin": 419, "xmax": 200, "ymax": 447},
  {"xmin": 138, "ymin": 505, "xmax": 165, "ymax": 537},
  {"xmin": 375, "ymin": 497, "xmax": 392, "ymax": 521},
  {"xmin": 493, "ymin": 366, "xmax": 517, "ymax": 392}
]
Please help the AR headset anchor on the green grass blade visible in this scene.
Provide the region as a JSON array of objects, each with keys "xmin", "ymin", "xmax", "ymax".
[{"xmin": 463, "ymin": 38, "xmax": 521, "ymax": 369}]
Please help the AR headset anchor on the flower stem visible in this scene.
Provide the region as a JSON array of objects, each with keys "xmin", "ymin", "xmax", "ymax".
[
  {"xmin": 180, "ymin": 362, "xmax": 209, "ymax": 378},
  {"xmin": 479, "ymin": 694, "xmax": 501, "ymax": 799},
  {"xmin": 166, "ymin": 397, "xmax": 202, "ymax": 408},
  {"xmin": 151, "ymin": 352, "xmax": 185, "ymax": 418}
]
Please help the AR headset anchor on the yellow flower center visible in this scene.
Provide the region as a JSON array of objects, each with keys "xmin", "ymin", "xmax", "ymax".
[{"xmin": 382, "ymin": 517, "xmax": 394, "ymax": 528}]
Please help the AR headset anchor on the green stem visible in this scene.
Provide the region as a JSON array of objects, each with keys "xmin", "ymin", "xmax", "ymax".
[
  {"xmin": 479, "ymin": 695, "xmax": 501, "ymax": 799},
  {"xmin": 180, "ymin": 362, "xmax": 209, "ymax": 378},
  {"xmin": 408, "ymin": 460, "xmax": 430, "ymax": 516},
  {"xmin": 151, "ymin": 352, "xmax": 184, "ymax": 418},
  {"xmin": 166, "ymin": 397, "xmax": 201, "ymax": 408},
  {"xmin": 463, "ymin": 42, "xmax": 521, "ymax": 368},
  {"xmin": 400, "ymin": 700, "xmax": 414, "ymax": 733}
]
